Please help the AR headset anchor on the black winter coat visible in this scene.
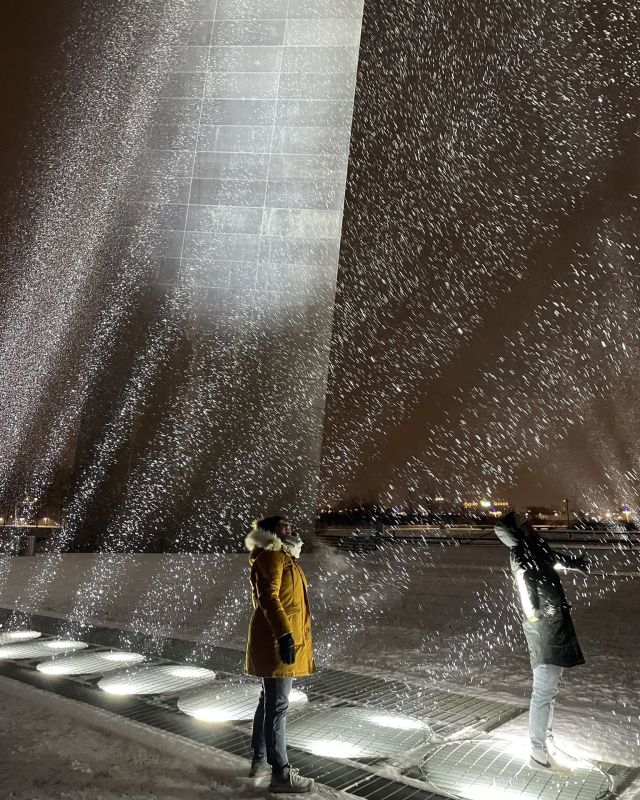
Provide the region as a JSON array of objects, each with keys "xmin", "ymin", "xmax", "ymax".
[{"xmin": 495, "ymin": 516, "xmax": 588, "ymax": 669}]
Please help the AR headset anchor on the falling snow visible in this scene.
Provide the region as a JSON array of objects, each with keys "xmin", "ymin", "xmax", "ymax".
[
  {"xmin": 0, "ymin": 0, "xmax": 638, "ymax": 796},
  {"xmin": 322, "ymin": 0, "xmax": 640, "ymax": 513}
]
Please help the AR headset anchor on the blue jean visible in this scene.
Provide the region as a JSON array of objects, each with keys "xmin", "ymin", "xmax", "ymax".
[
  {"xmin": 251, "ymin": 677, "xmax": 293, "ymax": 771},
  {"xmin": 529, "ymin": 664, "xmax": 563, "ymax": 751}
]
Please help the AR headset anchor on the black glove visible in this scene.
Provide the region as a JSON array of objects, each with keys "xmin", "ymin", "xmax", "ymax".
[{"xmin": 278, "ymin": 633, "xmax": 296, "ymax": 665}]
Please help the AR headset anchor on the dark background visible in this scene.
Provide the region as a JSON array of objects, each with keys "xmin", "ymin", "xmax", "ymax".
[
  {"xmin": 322, "ymin": 0, "xmax": 640, "ymax": 510},
  {"xmin": 1, "ymin": 1, "xmax": 639, "ymax": 515},
  {"xmin": 0, "ymin": 2, "xmax": 81, "ymax": 201}
]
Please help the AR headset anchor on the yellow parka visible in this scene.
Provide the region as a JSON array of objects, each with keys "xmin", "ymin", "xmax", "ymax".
[{"xmin": 245, "ymin": 530, "xmax": 316, "ymax": 679}]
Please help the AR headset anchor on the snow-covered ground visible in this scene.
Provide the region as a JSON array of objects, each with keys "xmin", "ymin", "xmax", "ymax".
[
  {"xmin": 0, "ymin": 541, "xmax": 638, "ymax": 798},
  {"xmin": 0, "ymin": 675, "xmax": 351, "ymax": 800}
]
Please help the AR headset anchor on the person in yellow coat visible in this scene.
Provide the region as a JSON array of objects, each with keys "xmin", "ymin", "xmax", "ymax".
[{"xmin": 245, "ymin": 515, "xmax": 316, "ymax": 794}]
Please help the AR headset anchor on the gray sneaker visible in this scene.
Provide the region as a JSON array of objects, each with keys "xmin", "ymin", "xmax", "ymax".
[
  {"xmin": 269, "ymin": 766, "xmax": 315, "ymax": 794},
  {"xmin": 249, "ymin": 758, "xmax": 270, "ymax": 779}
]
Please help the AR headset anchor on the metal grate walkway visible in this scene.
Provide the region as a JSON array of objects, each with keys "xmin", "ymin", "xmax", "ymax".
[
  {"xmin": 422, "ymin": 739, "xmax": 614, "ymax": 800},
  {"xmin": 0, "ymin": 608, "xmax": 525, "ymax": 735},
  {"xmin": 298, "ymin": 667, "xmax": 523, "ymax": 734},
  {"xmin": 0, "ymin": 608, "xmax": 635, "ymax": 800},
  {"xmin": 0, "ymin": 656, "xmax": 445, "ymax": 800}
]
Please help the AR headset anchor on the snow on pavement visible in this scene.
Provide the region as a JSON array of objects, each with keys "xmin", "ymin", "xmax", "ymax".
[
  {"xmin": 0, "ymin": 544, "xmax": 639, "ymax": 795},
  {"xmin": 0, "ymin": 676, "xmax": 352, "ymax": 800}
]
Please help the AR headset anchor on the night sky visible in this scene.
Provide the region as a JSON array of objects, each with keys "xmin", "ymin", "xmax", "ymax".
[
  {"xmin": 322, "ymin": 0, "xmax": 640, "ymax": 511},
  {"xmin": 2, "ymin": 1, "xmax": 639, "ymax": 514},
  {"xmin": 0, "ymin": 3, "xmax": 79, "ymax": 200}
]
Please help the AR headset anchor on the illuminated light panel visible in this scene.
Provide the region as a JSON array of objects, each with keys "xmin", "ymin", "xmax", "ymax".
[
  {"xmin": 496, "ymin": 734, "xmax": 594, "ymax": 770},
  {"xmin": 37, "ymin": 650, "xmax": 144, "ymax": 676},
  {"xmin": 0, "ymin": 630, "xmax": 41, "ymax": 645},
  {"xmin": 287, "ymin": 707, "xmax": 432, "ymax": 760},
  {"xmin": 177, "ymin": 682, "xmax": 308, "ymax": 723},
  {"xmin": 421, "ymin": 739, "xmax": 612, "ymax": 800},
  {"xmin": 98, "ymin": 664, "xmax": 215, "ymax": 696},
  {"xmin": 366, "ymin": 713, "xmax": 428, "ymax": 731},
  {"xmin": 0, "ymin": 639, "xmax": 87, "ymax": 660},
  {"xmin": 310, "ymin": 740, "xmax": 365, "ymax": 759}
]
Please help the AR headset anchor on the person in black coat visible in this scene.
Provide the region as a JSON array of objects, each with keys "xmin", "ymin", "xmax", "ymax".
[{"xmin": 495, "ymin": 511, "xmax": 589, "ymax": 769}]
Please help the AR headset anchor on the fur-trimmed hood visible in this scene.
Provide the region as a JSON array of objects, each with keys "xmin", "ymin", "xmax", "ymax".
[
  {"xmin": 245, "ymin": 528, "xmax": 283, "ymax": 553},
  {"xmin": 245, "ymin": 528, "xmax": 302, "ymax": 560}
]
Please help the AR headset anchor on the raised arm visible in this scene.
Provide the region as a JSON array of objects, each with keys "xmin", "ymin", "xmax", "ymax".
[{"xmin": 541, "ymin": 539, "xmax": 589, "ymax": 573}]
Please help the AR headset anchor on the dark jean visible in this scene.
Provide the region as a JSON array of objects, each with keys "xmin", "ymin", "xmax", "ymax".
[{"xmin": 251, "ymin": 677, "xmax": 293, "ymax": 771}]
